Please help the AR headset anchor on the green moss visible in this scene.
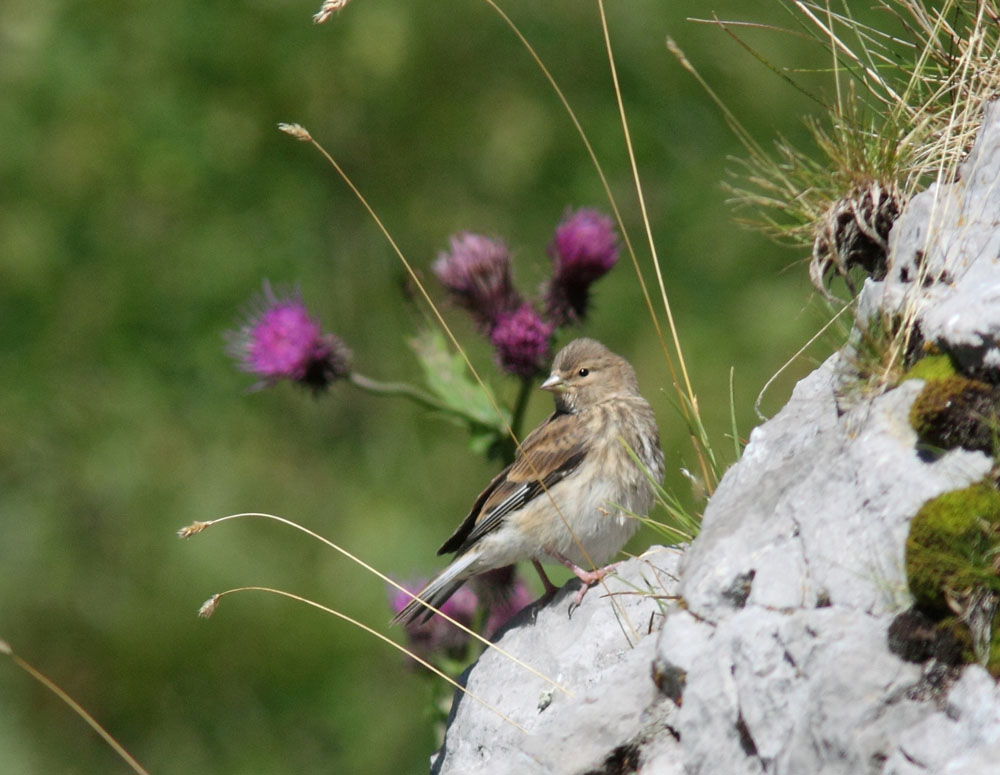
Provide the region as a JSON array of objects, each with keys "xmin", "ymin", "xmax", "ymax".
[
  {"xmin": 908, "ymin": 375, "xmax": 999, "ymax": 455},
  {"xmin": 989, "ymin": 626, "xmax": 1000, "ymax": 678},
  {"xmin": 906, "ymin": 482, "xmax": 1000, "ymax": 671},
  {"xmin": 901, "ymin": 353, "xmax": 957, "ymax": 382},
  {"xmin": 906, "ymin": 482, "xmax": 1000, "ymax": 614}
]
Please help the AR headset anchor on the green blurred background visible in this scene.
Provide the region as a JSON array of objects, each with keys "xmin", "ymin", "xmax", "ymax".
[{"xmin": 1, "ymin": 0, "xmax": 852, "ymax": 771}]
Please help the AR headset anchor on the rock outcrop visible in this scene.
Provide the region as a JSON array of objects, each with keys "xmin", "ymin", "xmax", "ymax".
[{"xmin": 431, "ymin": 102, "xmax": 1000, "ymax": 775}]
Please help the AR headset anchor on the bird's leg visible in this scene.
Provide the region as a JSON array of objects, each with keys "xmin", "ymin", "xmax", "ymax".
[
  {"xmin": 549, "ymin": 552, "xmax": 621, "ymax": 608},
  {"xmin": 531, "ymin": 559, "xmax": 560, "ymax": 601}
]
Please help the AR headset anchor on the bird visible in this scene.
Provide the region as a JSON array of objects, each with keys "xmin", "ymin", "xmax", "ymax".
[{"xmin": 392, "ymin": 337, "xmax": 664, "ymax": 626}]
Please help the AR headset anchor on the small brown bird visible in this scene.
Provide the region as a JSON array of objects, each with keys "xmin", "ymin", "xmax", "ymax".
[{"xmin": 393, "ymin": 338, "xmax": 664, "ymax": 625}]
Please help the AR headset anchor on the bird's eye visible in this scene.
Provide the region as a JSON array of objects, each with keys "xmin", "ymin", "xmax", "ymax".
[{"xmin": 577, "ymin": 368, "xmax": 590, "ymax": 377}]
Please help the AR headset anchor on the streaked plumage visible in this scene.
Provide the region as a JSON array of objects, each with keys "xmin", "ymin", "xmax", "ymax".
[{"xmin": 392, "ymin": 338, "xmax": 664, "ymax": 625}]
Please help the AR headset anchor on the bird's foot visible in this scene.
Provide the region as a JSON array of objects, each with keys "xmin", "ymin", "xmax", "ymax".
[{"xmin": 549, "ymin": 553, "xmax": 623, "ymax": 613}]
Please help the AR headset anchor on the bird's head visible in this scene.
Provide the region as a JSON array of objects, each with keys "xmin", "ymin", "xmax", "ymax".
[{"xmin": 540, "ymin": 338, "xmax": 639, "ymax": 413}]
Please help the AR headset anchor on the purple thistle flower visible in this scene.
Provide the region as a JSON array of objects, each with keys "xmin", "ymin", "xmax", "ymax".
[
  {"xmin": 433, "ymin": 233, "xmax": 522, "ymax": 332},
  {"xmin": 389, "ymin": 580, "xmax": 478, "ymax": 662},
  {"xmin": 489, "ymin": 304, "xmax": 554, "ymax": 378},
  {"xmin": 545, "ymin": 208, "xmax": 619, "ymax": 326},
  {"xmin": 227, "ymin": 283, "xmax": 351, "ymax": 392}
]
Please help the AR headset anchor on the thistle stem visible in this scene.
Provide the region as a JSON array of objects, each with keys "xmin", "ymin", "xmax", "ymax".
[
  {"xmin": 490, "ymin": 376, "xmax": 535, "ymax": 464},
  {"xmin": 348, "ymin": 371, "xmax": 489, "ymax": 428},
  {"xmin": 509, "ymin": 376, "xmax": 534, "ymax": 442}
]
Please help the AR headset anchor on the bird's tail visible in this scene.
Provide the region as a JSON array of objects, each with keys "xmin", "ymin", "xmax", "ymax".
[{"xmin": 391, "ymin": 551, "xmax": 479, "ymax": 626}]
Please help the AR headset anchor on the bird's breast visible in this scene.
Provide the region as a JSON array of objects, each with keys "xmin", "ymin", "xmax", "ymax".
[{"xmin": 513, "ymin": 450, "xmax": 650, "ymax": 567}]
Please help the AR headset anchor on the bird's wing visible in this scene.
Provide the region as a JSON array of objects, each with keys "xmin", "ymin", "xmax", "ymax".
[
  {"xmin": 437, "ymin": 462, "xmax": 514, "ymax": 555},
  {"xmin": 438, "ymin": 411, "xmax": 588, "ymax": 556}
]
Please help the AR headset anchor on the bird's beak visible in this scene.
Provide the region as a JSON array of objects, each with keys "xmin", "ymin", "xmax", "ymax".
[{"xmin": 540, "ymin": 373, "xmax": 565, "ymax": 392}]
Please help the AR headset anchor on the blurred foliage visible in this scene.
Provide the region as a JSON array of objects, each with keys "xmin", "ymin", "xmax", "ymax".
[{"xmin": 0, "ymin": 0, "xmax": 873, "ymax": 772}]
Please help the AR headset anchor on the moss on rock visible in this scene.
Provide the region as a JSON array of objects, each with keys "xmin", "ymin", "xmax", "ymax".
[
  {"xmin": 907, "ymin": 482, "xmax": 1000, "ymax": 613},
  {"xmin": 906, "ymin": 482, "xmax": 1000, "ymax": 675},
  {"xmin": 988, "ymin": 625, "xmax": 1000, "ymax": 677},
  {"xmin": 901, "ymin": 353, "xmax": 956, "ymax": 383},
  {"xmin": 908, "ymin": 374, "xmax": 1000, "ymax": 455}
]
